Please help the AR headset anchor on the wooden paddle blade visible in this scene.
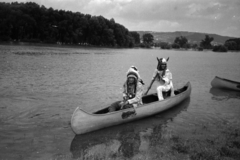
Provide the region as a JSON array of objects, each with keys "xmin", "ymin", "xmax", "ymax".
[{"xmin": 122, "ymin": 110, "xmax": 136, "ymax": 119}]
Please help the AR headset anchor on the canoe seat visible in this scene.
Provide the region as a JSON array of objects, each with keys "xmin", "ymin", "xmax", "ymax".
[
  {"xmin": 163, "ymin": 90, "xmax": 171, "ymax": 99},
  {"xmin": 142, "ymin": 94, "xmax": 158, "ymax": 104},
  {"xmin": 142, "ymin": 89, "xmax": 171, "ymax": 104}
]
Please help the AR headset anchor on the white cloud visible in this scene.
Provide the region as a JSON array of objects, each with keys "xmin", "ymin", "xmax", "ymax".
[
  {"xmin": 187, "ymin": 3, "xmax": 205, "ymax": 16},
  {"xmin": 118, "ymin": 19, "xmax": 181, "ymax": 32}
]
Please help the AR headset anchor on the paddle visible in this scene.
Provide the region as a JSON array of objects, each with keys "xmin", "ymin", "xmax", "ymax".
[
  {"xmin": 144, "ymin": 57, "xmax": 170, "ymax": 96},
  {"xmin": 144, "ymin": 74, "xmax": 157, "ymax": 95}
]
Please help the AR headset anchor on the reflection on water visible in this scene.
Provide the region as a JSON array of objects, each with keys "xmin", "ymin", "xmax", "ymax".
[
  {"xmin": 70, "ymin": 98, "xmax": 190, "ymax": 159},
  {"xmin": 209, "ymin": 87, "xmax": 240, "ymax": 101}
]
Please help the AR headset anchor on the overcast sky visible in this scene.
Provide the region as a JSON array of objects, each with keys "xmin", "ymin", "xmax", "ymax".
[{"xmin": 2, "ymin": 0, "xmax": 240, "ymax": 37}]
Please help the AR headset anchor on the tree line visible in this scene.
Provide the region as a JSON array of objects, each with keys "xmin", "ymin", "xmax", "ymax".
[
  {"xmin": 142, "ymin": 33, "xmax": 240, "ymax": 52},
  {"xmin": 1, "ymin": 2, "xmax": 239, "ymax": 51},
  {"xmin": 0, "ymin": 2, "xmax": 141, "ymax": 47}
]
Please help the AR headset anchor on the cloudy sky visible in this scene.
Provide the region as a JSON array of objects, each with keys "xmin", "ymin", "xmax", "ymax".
[{"xmin": 2, "ymin": 0, "xmax": 240, "ymax": 37}]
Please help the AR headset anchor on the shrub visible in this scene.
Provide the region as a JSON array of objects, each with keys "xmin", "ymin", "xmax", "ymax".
[
  {"xmin": 212, "ymin": 45, "xmax": 228, "ymax": 52},
  {"xmin": 172, "ymin": 43, "xmax": 180, "ymax": 49}
]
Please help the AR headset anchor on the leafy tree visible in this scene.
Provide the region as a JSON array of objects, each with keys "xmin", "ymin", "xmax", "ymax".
[
  {"xmin": 182, "ymin": 43, "xmax": 191, "ymax": 49},
  {"xmin": 172, "ymin": 43, "xmax": 180, "ymax": 49},
  {"xmin": 0, "ymin": 3, "xmax": 12, "ymax": 41},
  {"xmin": 142, "ymin": 33, "xmax": 154, "ymax": 44},
  {"xmin": 224, "ymin": 38, "xmax": 240, "ymax": 51},
  {"xmin": 130, "ymin": 31, "xmax": 140, "ymax": 44},
  {"xmin": 0, "ymin": 2, "xmax": 135, "ymax": 47},
  {"xmin": 174, "ymin": 36, "xmax": 188, "ymax": 48},
  {"xmin": 225, "ymin": 41, "xmax": 237, "ymax": 50},
  {"xmin": 158, "ymin": 42, "xmax": 171, "ymax": 49},
  {"xmin": 212, "ymin": 45, "xmax": 228, "ymax": 52},
  {"xmin": 113, "ymin": 23, "xmax": 126, "ymax": 47},
  {"xmin": 191, "ymin": 43, "xmax": 198, "ymax": 50},
  {"xmin": 200, "ymin": 35, "xmax": 214, "ymax": 49},
  {"xmin": 126, "ymin": 35, "xmax": 135, "ymax": 48},
  {"xmin": 197, "ymin": 47, "xmax": 203, "ymax": 51}
]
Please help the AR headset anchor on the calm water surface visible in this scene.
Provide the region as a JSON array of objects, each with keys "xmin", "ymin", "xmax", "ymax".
[{"xmin": 0, "ymin": 44, "xmax": 240, "ymax": 160}]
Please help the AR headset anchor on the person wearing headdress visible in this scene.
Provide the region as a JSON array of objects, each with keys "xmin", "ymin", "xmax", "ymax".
[
  {"xmin": 145, "ymin": 57, "xmax": 175, "ymax": 101},
  {"xmin": 109, "ymin": 66, "xmax": 144, "ymax": 112},
  {"xmin": 121, "ymin": 66, "xmax": 144, "ymax": 108}
]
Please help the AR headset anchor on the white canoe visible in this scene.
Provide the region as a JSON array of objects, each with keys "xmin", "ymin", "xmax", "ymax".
[
  {"xmin": 71, "ymin": 82, "xmax": 192, "ymax": 135},
  {"xmin": 211, "ymin": 76, "xmax": 240, "ymax": 91}
]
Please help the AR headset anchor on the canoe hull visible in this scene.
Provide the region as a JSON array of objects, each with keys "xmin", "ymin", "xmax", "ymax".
[
  {"xmin": 211, "ymin": 76, "xmax": 240, "ymax": 91},
  {"xmin": 71, "ymin": 82, "xmax": 191, "ymax": 135}
]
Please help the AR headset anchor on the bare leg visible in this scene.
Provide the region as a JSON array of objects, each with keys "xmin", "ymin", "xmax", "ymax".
[
  {"xmin": 157, "ymin": 86, "xmax": 164, "ymax": 101},
  {"xmin": 170, "ymin": 81, "xmax": 175, "ymax": 96}
]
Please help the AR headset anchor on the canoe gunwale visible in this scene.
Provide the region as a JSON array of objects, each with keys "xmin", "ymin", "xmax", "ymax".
[
  {"xmin": 211, "ymin": 76, "xmax": 240, "ymax": 91},
  {"xmin": 78, "ymin": 81, "xmax": 191, "ymax": 116},
  {"xmin": 215, "ymin": 76, "xmax": 240, "ymax": 85}
]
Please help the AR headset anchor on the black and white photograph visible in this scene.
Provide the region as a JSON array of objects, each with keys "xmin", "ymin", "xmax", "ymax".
[{"xmin": 0, "ymin": 0, "xmax": 240, "ymax": 159}]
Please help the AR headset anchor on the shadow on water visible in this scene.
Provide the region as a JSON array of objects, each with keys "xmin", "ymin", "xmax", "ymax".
[
  {"xmin": 209, "ymin": 87, "xmax": 240, "ymax": 101},
  {"xmin": 70, "ymin": 98, "xmax": 190, "ymax": 159}
]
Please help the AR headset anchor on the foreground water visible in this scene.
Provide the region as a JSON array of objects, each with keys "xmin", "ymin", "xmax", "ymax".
[{"xmin": 0, "ymin": 44, "xmax": 240, "ymax": 160}]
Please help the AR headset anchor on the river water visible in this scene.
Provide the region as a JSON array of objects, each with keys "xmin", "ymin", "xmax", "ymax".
[{"xmin": 0, "ymin": 44, "xmax": 240, "ymax": 160}]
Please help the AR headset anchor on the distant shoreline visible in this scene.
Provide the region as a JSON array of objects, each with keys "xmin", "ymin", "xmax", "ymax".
[
  {"xmin": 0, "ymin": 41, "xmax": 129, "ymax": 49},
  {"xmin": 1, "ymin": 42, "xmax": 240, "ymax": 53}
]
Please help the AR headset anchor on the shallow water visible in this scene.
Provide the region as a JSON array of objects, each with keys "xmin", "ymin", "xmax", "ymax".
[{"xmin": 0, "ymin": 44, "xmax": 240, "ymax": 160}]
